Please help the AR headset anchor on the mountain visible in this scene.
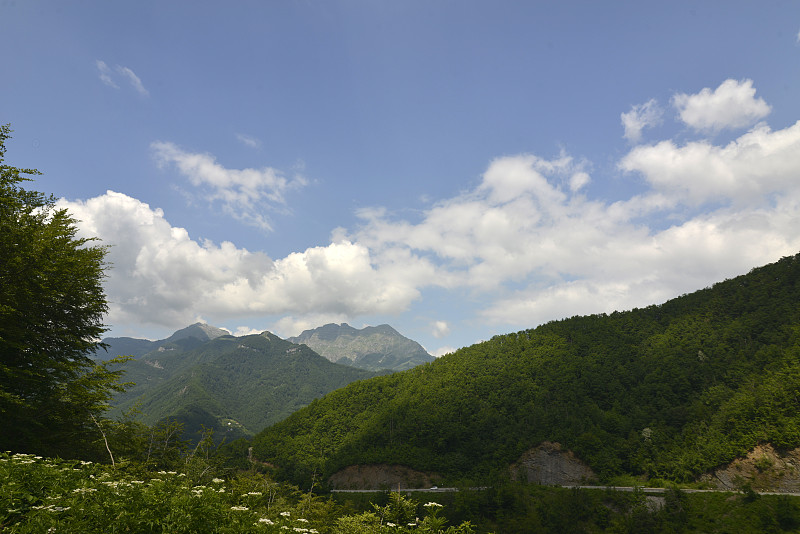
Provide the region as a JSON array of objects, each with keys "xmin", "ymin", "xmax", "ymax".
[
  {"xmin": 164, "ymin": 322, "xmax": 229, "ymax": 343},
  {"xmin": 251, "ymin": 253, "xmax": 800, "ymax": 489},
  {"xmin": 104, "ymin": 328, "xmax": 380, "ymax": 442},
  {"xmin": 288, "ymin": 323, "xmax": 434, "ymax": 371},
  {"xmin": 95, "ymin": 322, "xmax": 229, "ymax": 360}
]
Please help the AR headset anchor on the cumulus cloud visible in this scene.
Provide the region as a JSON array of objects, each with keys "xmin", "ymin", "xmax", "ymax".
[
  {"xmin": 57, "ymin": 191, "xmax": 429, "ymax": 330},
  {"xmin": 621, "ymin": 98, "xmax": 663, "ymax": 142},
  {"xmin": 672, "ymin": 79, "xmax": 771, "ymax": 132},
  {"xmin": 431, "ymin": 320, "xmax": 450, "ymax": 339},
  {"xmin": 352, "ymin": 154, "xmax": 602, "ymax": 290},
  {"xmin": 231, "ymin": 326, "xmax": 262, "ymax": 337},
  {"xmin": 151, "ymin": 141, "xmax": 307, "ymax": 231},
  {"xmin": 619, "ymin": 121, "xmax": 800, "ymax": 205},
  {"xmin": 345, "ymin": 113, "xmax": 800, "ymax": 328},
  {"xmin": 96, "ymin": 60, "xmax": 149, "ymax": 96}
]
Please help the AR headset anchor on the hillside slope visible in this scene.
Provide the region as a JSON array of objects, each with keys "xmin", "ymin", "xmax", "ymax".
[
  {"xmin": 289, "ymin": 323, "xmax": 434, "ymax": 371},
  {"xmin": 110, "ymin": 331, "xmax": 378, "ymax": 441},
  {"xmin": 251, "ymin": 253, "xmax": 800, "ymax": 487}
]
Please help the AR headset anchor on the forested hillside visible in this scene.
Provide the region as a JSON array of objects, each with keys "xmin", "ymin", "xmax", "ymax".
[{"xmin": 251, "ymin": 253, "xmax": 800, "ymax": 487}]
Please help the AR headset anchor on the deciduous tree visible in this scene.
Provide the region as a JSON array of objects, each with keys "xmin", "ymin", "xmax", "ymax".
[{"xmin": 0, "ymin": 124, "xmax": 125, "ymax": 457}]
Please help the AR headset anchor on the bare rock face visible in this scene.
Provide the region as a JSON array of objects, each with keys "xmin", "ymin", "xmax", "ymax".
[
  {"xmin": 700, "ymin": 444, "xmax": 800, "ymax": 492},
  {"xmin": 510, "ymin": 442, "xmax": 596, "ymax": 485},
  {"xmin": 328, "ymin": 464, "xmax": 442, "ymax": 490}
]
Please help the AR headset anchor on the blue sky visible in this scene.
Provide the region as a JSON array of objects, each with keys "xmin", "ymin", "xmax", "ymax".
[{"xmin": 3, "ymin": 1, "xmax": 800, "ymax": 356}]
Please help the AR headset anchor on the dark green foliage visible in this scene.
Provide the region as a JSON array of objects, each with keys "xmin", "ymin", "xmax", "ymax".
[
  {"xmin": 332, "ymin": 485, "xmax": 800, "ymax": 533},
  {"xmin": 252, "ymin": 253, "xmax": 800, "ymax": 487},
  {"xmin": 0, "ymin": 124, "xmax": 126, "ymax": 458}
]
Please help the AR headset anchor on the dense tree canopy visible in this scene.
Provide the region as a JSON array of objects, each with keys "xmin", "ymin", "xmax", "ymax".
[{"xmin": 0, "ymin": 124, "xmax": 124, "ymax": 457}]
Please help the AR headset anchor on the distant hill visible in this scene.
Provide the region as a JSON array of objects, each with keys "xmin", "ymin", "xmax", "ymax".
[
  {"xmin": 103, "ymin": 327, "xmax": 379, "ymax": 442},
  {"xmin": 288, "ymin": 323, "xmax": 434, "ymax": 371},
  {"xmin": 251, "ymin": 253, "xmax": 800, "ymax": 489}
]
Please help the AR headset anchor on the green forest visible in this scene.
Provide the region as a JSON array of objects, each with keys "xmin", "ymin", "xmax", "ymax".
[{"xmin": 251, "ymin": 252, "xmax": 800, "ymax": 487}]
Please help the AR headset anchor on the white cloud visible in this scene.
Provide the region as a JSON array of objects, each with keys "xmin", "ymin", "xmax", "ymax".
[
  {"xmin": 672, "ymin": 79, "xmax": 771, "ymax": 132},
  {"xmin": 151, "ymin": 141, "xmax": 307, "ymax": 231},
  {"xmin": 569, "ymin": 171, "xmax": 591, "ymax": 192},
  {"xmin": 96, "ymin": 60, "xmax": 118, "ymax": 89},
  {"xmin": 95, "ymin": 60, "xmax": 149, "ymax": 96},
  {"xmin": 236, "ymin": 133, "xmax": 261, "ymax": 148},
  {"xmin": 431, "ymin": 320, "xmax": 450, "ymax": 338},
  {"xmin": 619, "ymin": 121, "xmax": 800, "ymax": 205},
  {"xmin": 231, "ymin": 326, "xmax": 262, "ymax": 337},
  {"xmin": 621, "ymin": 98, "xmax": 663, "ymax": 142},
  {"xmin": 115, "ymin": 66, "xmax": 149, "ymax": 97},
  {"xmin": 345, "ymin": 110, "xmax": 800, "ymax": 328},
  {"xmin": 480, "ymin": 197, "xmax": 800, "ymax": 326},
  {"xmin": 57, "ymin": 191, "xmax": 427, "ymax": 330}
]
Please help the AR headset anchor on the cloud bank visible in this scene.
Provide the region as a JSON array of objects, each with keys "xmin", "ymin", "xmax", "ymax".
[{"xmin": 62, "ymin": 79, "xmax": 800, "ymax": 340}]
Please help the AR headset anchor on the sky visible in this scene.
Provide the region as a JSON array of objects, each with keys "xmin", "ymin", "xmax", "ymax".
[{"xmin": 3, "ymin": 1, "xmax": 800, "ymax": 356}]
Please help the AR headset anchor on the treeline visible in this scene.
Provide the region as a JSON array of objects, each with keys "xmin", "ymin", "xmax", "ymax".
[{"xmin": 251, "ymin": 253, "xmax": 800, "ymax": 487}]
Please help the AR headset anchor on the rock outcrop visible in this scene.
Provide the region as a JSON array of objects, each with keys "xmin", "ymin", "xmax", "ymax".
[
  {"xmin": 510, "ymin": 442, "xmax": 596, "ymax": 485},
  {"xmin": 700, "ymin": 444, "xmax": 800, "ymax": 492}
]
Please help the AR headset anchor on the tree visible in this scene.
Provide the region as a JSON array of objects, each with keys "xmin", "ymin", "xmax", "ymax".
[{"xmin": 0, "ymin": 124, "xmax": 125, "ymax": 457}]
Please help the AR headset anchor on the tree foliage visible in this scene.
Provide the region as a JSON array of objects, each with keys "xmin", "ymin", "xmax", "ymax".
[{"xmin": 0, "ymin": 124, "xmax": 125, "ymax": 457}]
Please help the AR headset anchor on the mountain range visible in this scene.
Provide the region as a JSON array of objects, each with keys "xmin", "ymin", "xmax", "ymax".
[{"xmin": 98, "ymin": 323, "xmax": 432, "ymax": 442}]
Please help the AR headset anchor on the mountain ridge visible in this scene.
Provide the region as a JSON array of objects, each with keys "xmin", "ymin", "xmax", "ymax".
[
  {"xmin": 289, "ymin": 322, "xmax": 434, "ymax": 371},
  {"xmin": 105, "ymin": 329, "xmax": 383, "ymax": 442}
]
